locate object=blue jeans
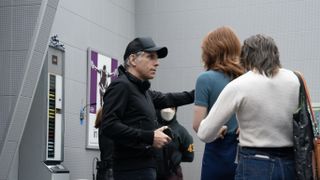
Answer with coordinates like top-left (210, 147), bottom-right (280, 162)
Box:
top-left (113, 168), bottom-right (156, 180)
top-left (201, 134), bottom-right (238, 180)
top-left (235, 147), bottom-right (295, 180)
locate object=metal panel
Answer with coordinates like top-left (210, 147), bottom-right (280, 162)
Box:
top-left (0, 0), bottom-right (42, 7)
top-left (35, 5), bottom-right (57, 53)
top-left (0, 0), bottom-right (11, 7)
top-left (55, 75), bottom-right (62, 109)
top-left (21, 51), bottom-right (43, 98)
top-left (7, 96), bottom-right (31, 142)
top-left (19, 60), bottom-right (47, 180)
top-left (0, 7), bottom-right (12, 51)
top-left (12, 5), bottom-right (40, 51)
top-left (48, 0), bottom-right (60, 8)
top-left (54, 113), bottom-right (62, 160)
top-left (0, 96), bottom-right (13, 150)
top-left (52, 173), bottom-right (70, 180)
top-left (0, 51), bottom-right (11, 96)
top-left (48, 47), bottom-right (63, 75)
top-left (10, 50), bottom-right (28, 96)
top-left (0, 142), bottom-right (18, 180)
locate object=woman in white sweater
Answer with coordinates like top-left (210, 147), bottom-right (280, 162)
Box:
top-left (197, 34), bottom-right (300, 179)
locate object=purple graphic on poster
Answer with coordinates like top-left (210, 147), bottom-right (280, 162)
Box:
top-left (89, 51), bottom-right (118, 114)
top-left (90, 51), bottom-right (98, 114)
top-left (87, 49), bottom-right (118, 149)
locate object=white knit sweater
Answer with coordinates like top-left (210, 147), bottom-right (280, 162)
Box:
top-left (197, 68), bottom-right (300, 147)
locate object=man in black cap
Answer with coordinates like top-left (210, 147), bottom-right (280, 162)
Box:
top-left (101, 37), bottom-right (194, 180)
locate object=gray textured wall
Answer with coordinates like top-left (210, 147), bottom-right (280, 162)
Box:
top-left (0, 0), bottom-right (59, 179)
top-left (0, 0), bottom-right (41, 156)
top-left (3, 0), bottom-right (319, 179)
top-left (135, 0), bottom-right (320, 179)
top-left (50, 0), bottom-right (135, 179)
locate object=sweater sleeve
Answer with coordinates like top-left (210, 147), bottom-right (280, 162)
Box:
top-left (149, 90), bottom-right (194, 109)
top-left (197, 83), bottom-right (241, 143)
top-left (179, 126), bottom-right (194, 162)
top-left (101, 80), bottom-right (154, 145)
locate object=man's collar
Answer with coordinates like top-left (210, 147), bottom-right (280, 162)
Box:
top-left (118, 65), bottom-right (151, 92)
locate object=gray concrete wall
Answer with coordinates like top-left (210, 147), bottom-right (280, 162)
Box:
top-left (0, 0), bottom-right (59, 179)
top-left (135, 0), bottom-right (320, 179)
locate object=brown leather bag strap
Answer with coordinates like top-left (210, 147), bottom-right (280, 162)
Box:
top-left (295, 71), bottom-right (316, 125)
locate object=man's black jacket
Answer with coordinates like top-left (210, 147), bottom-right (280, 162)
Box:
top-left (101, 66), bottom-right (194, 171)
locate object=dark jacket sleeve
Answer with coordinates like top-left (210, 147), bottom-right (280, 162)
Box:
top-left (101, 80), bottom-right (154, 145)
top-left (149, 89), bottom-right (194, 109)
top-left (179, 126), bottom-right (194, 162)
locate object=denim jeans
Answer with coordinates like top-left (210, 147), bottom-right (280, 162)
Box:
top-left (201, 134), bottom-right (238, 180)
top-left (235, 147), bottom-right (295, 180)
top-left (113, 168), bottom-right (156, 180)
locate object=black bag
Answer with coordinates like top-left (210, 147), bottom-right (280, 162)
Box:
top-left (293, 71), bottom-right (316, 180)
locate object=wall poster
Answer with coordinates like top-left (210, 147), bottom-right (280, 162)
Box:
top-left (87, 48), bottom-right (118, 149)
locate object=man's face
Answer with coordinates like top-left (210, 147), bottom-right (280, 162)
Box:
top-left (133, 51), bottom-right (159, 80)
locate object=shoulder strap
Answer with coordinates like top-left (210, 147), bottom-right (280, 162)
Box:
top-left (294, 71), bottom-right (317, 133)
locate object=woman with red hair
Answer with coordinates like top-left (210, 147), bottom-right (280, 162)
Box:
top-left (197, 34), bottom-right (298, 179)
top-left (193, 26), bottom-right (244, 180)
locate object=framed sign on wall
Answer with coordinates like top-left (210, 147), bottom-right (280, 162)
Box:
top-left (86, 48), bottom-right (118, 149)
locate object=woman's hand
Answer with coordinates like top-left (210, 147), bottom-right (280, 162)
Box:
top-left (218, 125), bottom-right (228, 139)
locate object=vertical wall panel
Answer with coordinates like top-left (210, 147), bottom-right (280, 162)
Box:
top-left (0, 7), bottom-right (12, 51)
top-left (21, 51), bottom-right (43, 98)
top-left (0, 96), bottom-right (13, 148)
top-left (9, 51), bottom-right (28, 97)
top-left (11, 5), bottom-right (40, 51)
top-left (0, 51), bottom-right (11, 96)
top-left (0, 0), bottom-right (59, 179)
top-left (35, 6), bottom-right (57, 53)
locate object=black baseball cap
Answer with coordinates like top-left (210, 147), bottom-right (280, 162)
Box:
top-left (123, 37), bottom-right (168, 60)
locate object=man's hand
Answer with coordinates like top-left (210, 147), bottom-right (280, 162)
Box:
top-left (218, 125), bottom-right (228, 139)
top-left (153, 126), bottom-right (172, 149)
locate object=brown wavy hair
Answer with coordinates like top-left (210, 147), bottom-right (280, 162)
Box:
top-left (202, 26), bottom-right (244, 79)
top-left (94, 107), bottom-right (103, 128)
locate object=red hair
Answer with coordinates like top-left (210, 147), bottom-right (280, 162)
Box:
top-left (202, 26), bottom-right (244, 79)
